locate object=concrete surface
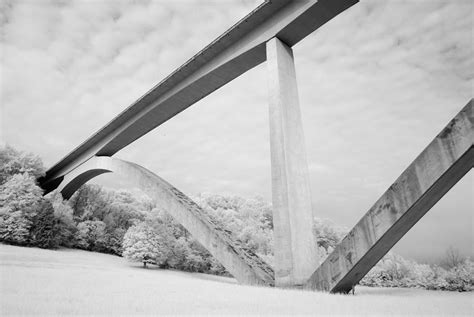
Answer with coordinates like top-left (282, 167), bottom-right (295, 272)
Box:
top-left (305, 99), bottom-right (473, 293)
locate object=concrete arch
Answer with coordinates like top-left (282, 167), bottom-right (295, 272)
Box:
top-left (56, 156), bottom-right (274, 287)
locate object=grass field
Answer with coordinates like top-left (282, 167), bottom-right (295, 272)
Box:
top-left (0, 243), bottom-right (472, 316)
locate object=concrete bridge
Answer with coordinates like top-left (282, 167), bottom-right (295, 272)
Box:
top-left (39, 0), bottom-right (473, 292)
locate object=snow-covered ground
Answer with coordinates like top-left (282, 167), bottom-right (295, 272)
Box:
top-left (0, 244), bottom-right (472, 316)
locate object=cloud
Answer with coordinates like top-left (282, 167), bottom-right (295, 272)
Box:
top-left (1, 0), bottom-right (260, 162)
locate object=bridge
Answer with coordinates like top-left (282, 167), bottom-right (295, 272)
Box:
top-left (39, 0), bottom-right (473, 292)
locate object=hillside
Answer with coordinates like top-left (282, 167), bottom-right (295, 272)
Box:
top-left (0, 244), bottom-right (472, 316)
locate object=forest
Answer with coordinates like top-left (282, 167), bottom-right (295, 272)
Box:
top-left (0, 145), bottom-right (472, 291)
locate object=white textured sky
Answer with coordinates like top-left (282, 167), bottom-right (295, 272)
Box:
top-left (1, 0), bottom-right (472, 263)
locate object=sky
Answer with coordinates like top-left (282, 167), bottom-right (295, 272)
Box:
top-left (0, 0), bottom-right (472, 263)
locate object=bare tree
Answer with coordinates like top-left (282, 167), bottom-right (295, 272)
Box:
top-left (443, 246), bottom-right (465, 269)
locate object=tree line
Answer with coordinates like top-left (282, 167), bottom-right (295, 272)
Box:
top-left (0, 145), bottom-right (472, 291)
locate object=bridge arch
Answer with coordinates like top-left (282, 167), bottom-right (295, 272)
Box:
top-left (55, 156), bottom-right (275, 287)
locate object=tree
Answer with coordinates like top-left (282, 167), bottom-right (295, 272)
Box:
top-left (444, 259), bottom-right (474, 291)
top-left (69, 185), bottom-right (110, 222)
top-left (105, 228), bottom-right (127, 255)
top-left (76, 220), bottom-right (107, 251)
top-left (443, 246), bottom-right (465, 269)
top-left (48, 191), bottom-right (78, 247)
top-left (313, 218), bottom-right (347, 260)
top-left (122, 221), bottom-right (172, 268)
top-left (360, 251), bottom-right (474, 291)
top-left (183, 238), bottom-right (213, 272)
top-left (0, 209), bottom-right (32, 245)
top-left (0, 145), bottom-right (45, 185)
top-left (0, 173), bottom-right (43, 244)
top-left (30, 200), bottom-right (60, 249)
top-left (103, 202), bottom-right (144, 232)
top-left (195, 193), bottom-right (274, 263)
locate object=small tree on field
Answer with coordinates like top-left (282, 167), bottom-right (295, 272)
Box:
top-left (122, 221), bottom-right (171, 268)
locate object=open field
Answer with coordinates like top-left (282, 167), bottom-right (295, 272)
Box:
top-left (0, 244), bottom-right (472, 316)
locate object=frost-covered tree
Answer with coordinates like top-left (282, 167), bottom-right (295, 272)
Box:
top-left (69, 185), bottom-right (110, 222)
top-left (105, 228), bottom-right (127, 255)
top-left (67, 186), bottom-right (152, 254)
top-left (76, 220), bottom-right (107, 251)
top-left (360, 251), bottom-right (474, 291)
top-left (47, 191), bottom-right (78, 247)
top-left (195, 193), bottom-right (274, 263)
top-left (0, 209), bottom-right (31, 245)
top-left (313, 218), bottom-right (347, 255)
top-left (122, 221), bottom-right (172, 268)
top-left (30, 200), bottom-right (60, 249)
top-left (0, 173), bottom-right (43, 244)
top-left (103, 202), bottom-right (144, 232)
top-left (444, 259), bottom-right (474, 291)
top-left (443, 246), bottom-right (465, 269)
top-left (0, 145), bottom-right (45, 185)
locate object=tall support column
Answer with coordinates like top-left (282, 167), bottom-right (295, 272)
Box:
top-left (266, 37), bottom-right (318, 287)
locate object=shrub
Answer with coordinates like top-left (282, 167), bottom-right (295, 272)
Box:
top-left (444, 260), bottom-right (474, 291)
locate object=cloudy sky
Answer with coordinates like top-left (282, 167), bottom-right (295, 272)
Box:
top-left (1, 0), bottom-right (472, 263)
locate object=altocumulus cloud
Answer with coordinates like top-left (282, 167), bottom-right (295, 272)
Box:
top-left (1, 0), bottom-right (261, 163)
top-left (0, 0), bottom-right (472, 262)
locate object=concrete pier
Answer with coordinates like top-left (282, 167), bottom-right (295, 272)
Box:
top-left (305, 100), bottom-right (474, 293)
top-left (267, 37), bottom-right (319, 287)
